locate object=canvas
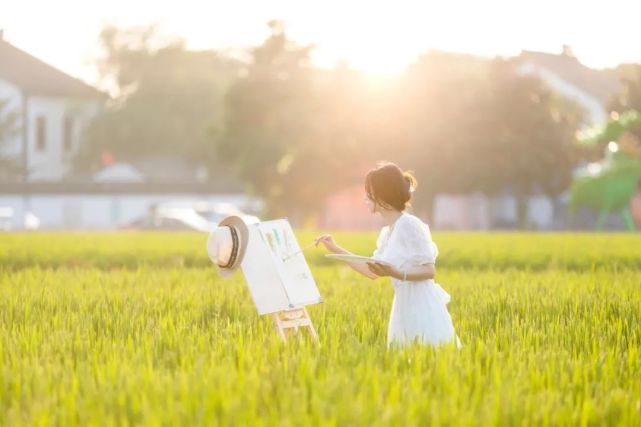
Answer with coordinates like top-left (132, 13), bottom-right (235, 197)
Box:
top-left (240, 219), bottom-right (322, 315)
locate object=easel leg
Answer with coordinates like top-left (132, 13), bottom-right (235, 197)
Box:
top-left (273, 313), bottom-right (287, 342)
top-left (302, 307), bottom-right (319, 343)
top-left (273, 307), bottom-right (319, 344)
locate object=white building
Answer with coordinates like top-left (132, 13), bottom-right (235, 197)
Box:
top-left (517, 46), bottom-right (619, 127)
top-left (0, 33), bottom-right (258, 231)
top-left (0, 32), bottom-right (104, 181)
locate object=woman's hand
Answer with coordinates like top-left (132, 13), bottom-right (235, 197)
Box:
top-left (367, 262), bottom-right (401, 279)
top-left (314, 234), bottom-right (340, 253)
top-left (315, 235), bottom-right (378, 279)
top-left (367, 263), bottom-right (436, 281)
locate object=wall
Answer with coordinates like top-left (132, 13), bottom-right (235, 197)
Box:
top-left (433, 193), bottom-right (556, 230)
top-left (0, 78), bottom-right (23, 162)
top-left (0, 193), bottom-right (252, 230)
top-left (26, 96), bottom-right (101, 181)
top-left (518, 63), bottom-right (607, 126)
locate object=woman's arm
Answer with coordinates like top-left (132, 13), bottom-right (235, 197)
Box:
top-left (367, 216), bottom-right (438, 281)
top-left (367, 262), bottom-right (435, 281)
top-left (331, 245), bottom-right (380, 280)
top-left (315, 235), bottom-right (379, 279)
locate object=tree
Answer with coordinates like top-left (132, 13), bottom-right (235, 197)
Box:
top-left (610, 64), bottom-right (641, 115)
top-left (608, 64), bottom-right (641, 147)
top-left (217, 22), bottom-right (370, 220)
top-left (76, 25), bottom-right (239, 175)
top-left (396, 54), bottom-right (581, 227)
top-left (481, 59), bottom-right (582, 227)
top-left (395, 51), bottom-right (494, 216)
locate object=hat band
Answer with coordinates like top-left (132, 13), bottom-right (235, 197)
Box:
top-left (219, 225), bottom-right (239, 269)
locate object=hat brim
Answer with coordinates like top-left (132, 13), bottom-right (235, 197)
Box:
top-left (215, 215), bottom-right (249, 277)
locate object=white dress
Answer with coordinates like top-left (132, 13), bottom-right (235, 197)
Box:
top-left (373, 212), bottom-right (461, 348)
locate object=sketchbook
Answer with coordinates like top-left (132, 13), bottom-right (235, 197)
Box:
top-left (325, 254), bottom-right (393, 267)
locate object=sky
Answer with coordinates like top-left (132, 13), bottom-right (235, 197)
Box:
top-left (2, 0), bottom-right (640, 87)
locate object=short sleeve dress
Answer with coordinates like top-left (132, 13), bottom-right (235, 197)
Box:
top-left (373, 212), bottom-right (461, 348)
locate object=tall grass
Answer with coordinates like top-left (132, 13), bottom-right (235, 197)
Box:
top-left (0, 232), bottom-right (639, 425)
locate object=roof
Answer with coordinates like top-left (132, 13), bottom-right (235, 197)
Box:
top-left (518, 50), bottom-right (619, 104)
top-left (0, 38), bottom-right (104, 98)
top-left (93, 163), bottom-right (146, 183)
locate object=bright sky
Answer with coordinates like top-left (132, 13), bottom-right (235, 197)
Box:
top-left (2, 0), bottom-right (640, 87)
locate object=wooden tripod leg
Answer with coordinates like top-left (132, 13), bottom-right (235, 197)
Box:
top-left (273, 307), bottom-right (319, 344)
top-left (302, 307), bottom-right (319, 343)
top-left (273, 313), bottom-right (287, 342)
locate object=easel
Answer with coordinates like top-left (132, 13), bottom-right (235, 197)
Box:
top-left (273, 307), bottom-right (319, 344)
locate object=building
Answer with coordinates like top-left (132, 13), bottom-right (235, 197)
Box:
top-left (517, 46), bottom-right (620, 127)
top-left (0, 34), bottom-right (254, 230)
top-left (0, 31), bottom-right (104, 181)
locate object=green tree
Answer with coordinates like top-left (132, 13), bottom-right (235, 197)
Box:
top-left (395, 51), bottom-right (492, 216)
top-left (218, 22), bottom-right (369, 220)
top-left (608, 64), bottom-right (641, 146)
top-left (610, 64), bottom-right (641, 115)
top-left (481, 59), bottom-right (582, 227)
top-left (396, 54), bottom-right (581, 227)
top-left (77, 25), bottom-right (239, 175)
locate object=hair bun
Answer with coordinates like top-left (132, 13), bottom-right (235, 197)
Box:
top-left (365, 162), bottom-right (418, 211)
top-left (403, 171), bottom-right (418, 193)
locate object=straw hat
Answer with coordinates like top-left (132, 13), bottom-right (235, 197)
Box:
top-left (206, 215), bottom-right (249, 278)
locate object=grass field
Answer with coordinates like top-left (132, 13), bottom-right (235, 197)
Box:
top-left (1, 232), bottom-right (640, 426)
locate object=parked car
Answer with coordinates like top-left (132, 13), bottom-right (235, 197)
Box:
top-left (120, 201), bottom-right (259, 231)
top-left (194, 202), bottom-right (260, 225)
top-left (119, 205), bottom-right (212, 232)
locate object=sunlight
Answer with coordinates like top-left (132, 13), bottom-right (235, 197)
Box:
top-left (335, 49), bottom-right (411, 75)
top-left (2, 0), bottom-right (640, 84)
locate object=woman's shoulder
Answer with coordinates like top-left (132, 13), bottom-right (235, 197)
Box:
top-left (399, 212), bottom-right (430, 231)
top-left (390, 212), bottom-right (436, 256)
top-left (376, 224), bottom-right (390, 240)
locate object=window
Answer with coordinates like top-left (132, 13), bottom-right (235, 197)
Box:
top-left (63, 116), bottom-right (74, 152)
top-left (36, 116), bottom-right (46, 151)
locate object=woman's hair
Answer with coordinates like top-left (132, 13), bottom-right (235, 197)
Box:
top-left (365, 162), bottom-right (418, 211)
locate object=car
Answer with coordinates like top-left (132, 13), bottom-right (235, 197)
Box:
top-left (119, 201), bottom-right (259, 231)
top-left (119, 204), bottom-right (212, 232)
top-left (194, 202), bottom-right (260, 225)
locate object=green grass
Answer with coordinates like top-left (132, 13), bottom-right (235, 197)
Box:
top-left (1, 232), bottom-right (640, 426)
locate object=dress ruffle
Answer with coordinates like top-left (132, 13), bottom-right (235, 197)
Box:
top-left (374, 213), bottom-right (461, 349)
top-left (374, 215), bottom-right (439, 268)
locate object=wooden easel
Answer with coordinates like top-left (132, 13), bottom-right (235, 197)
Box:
top-left (273, 307), bottom-right (319, 344)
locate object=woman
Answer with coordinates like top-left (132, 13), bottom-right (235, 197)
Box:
top-left (316, 162), bottom-right (461, 348)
